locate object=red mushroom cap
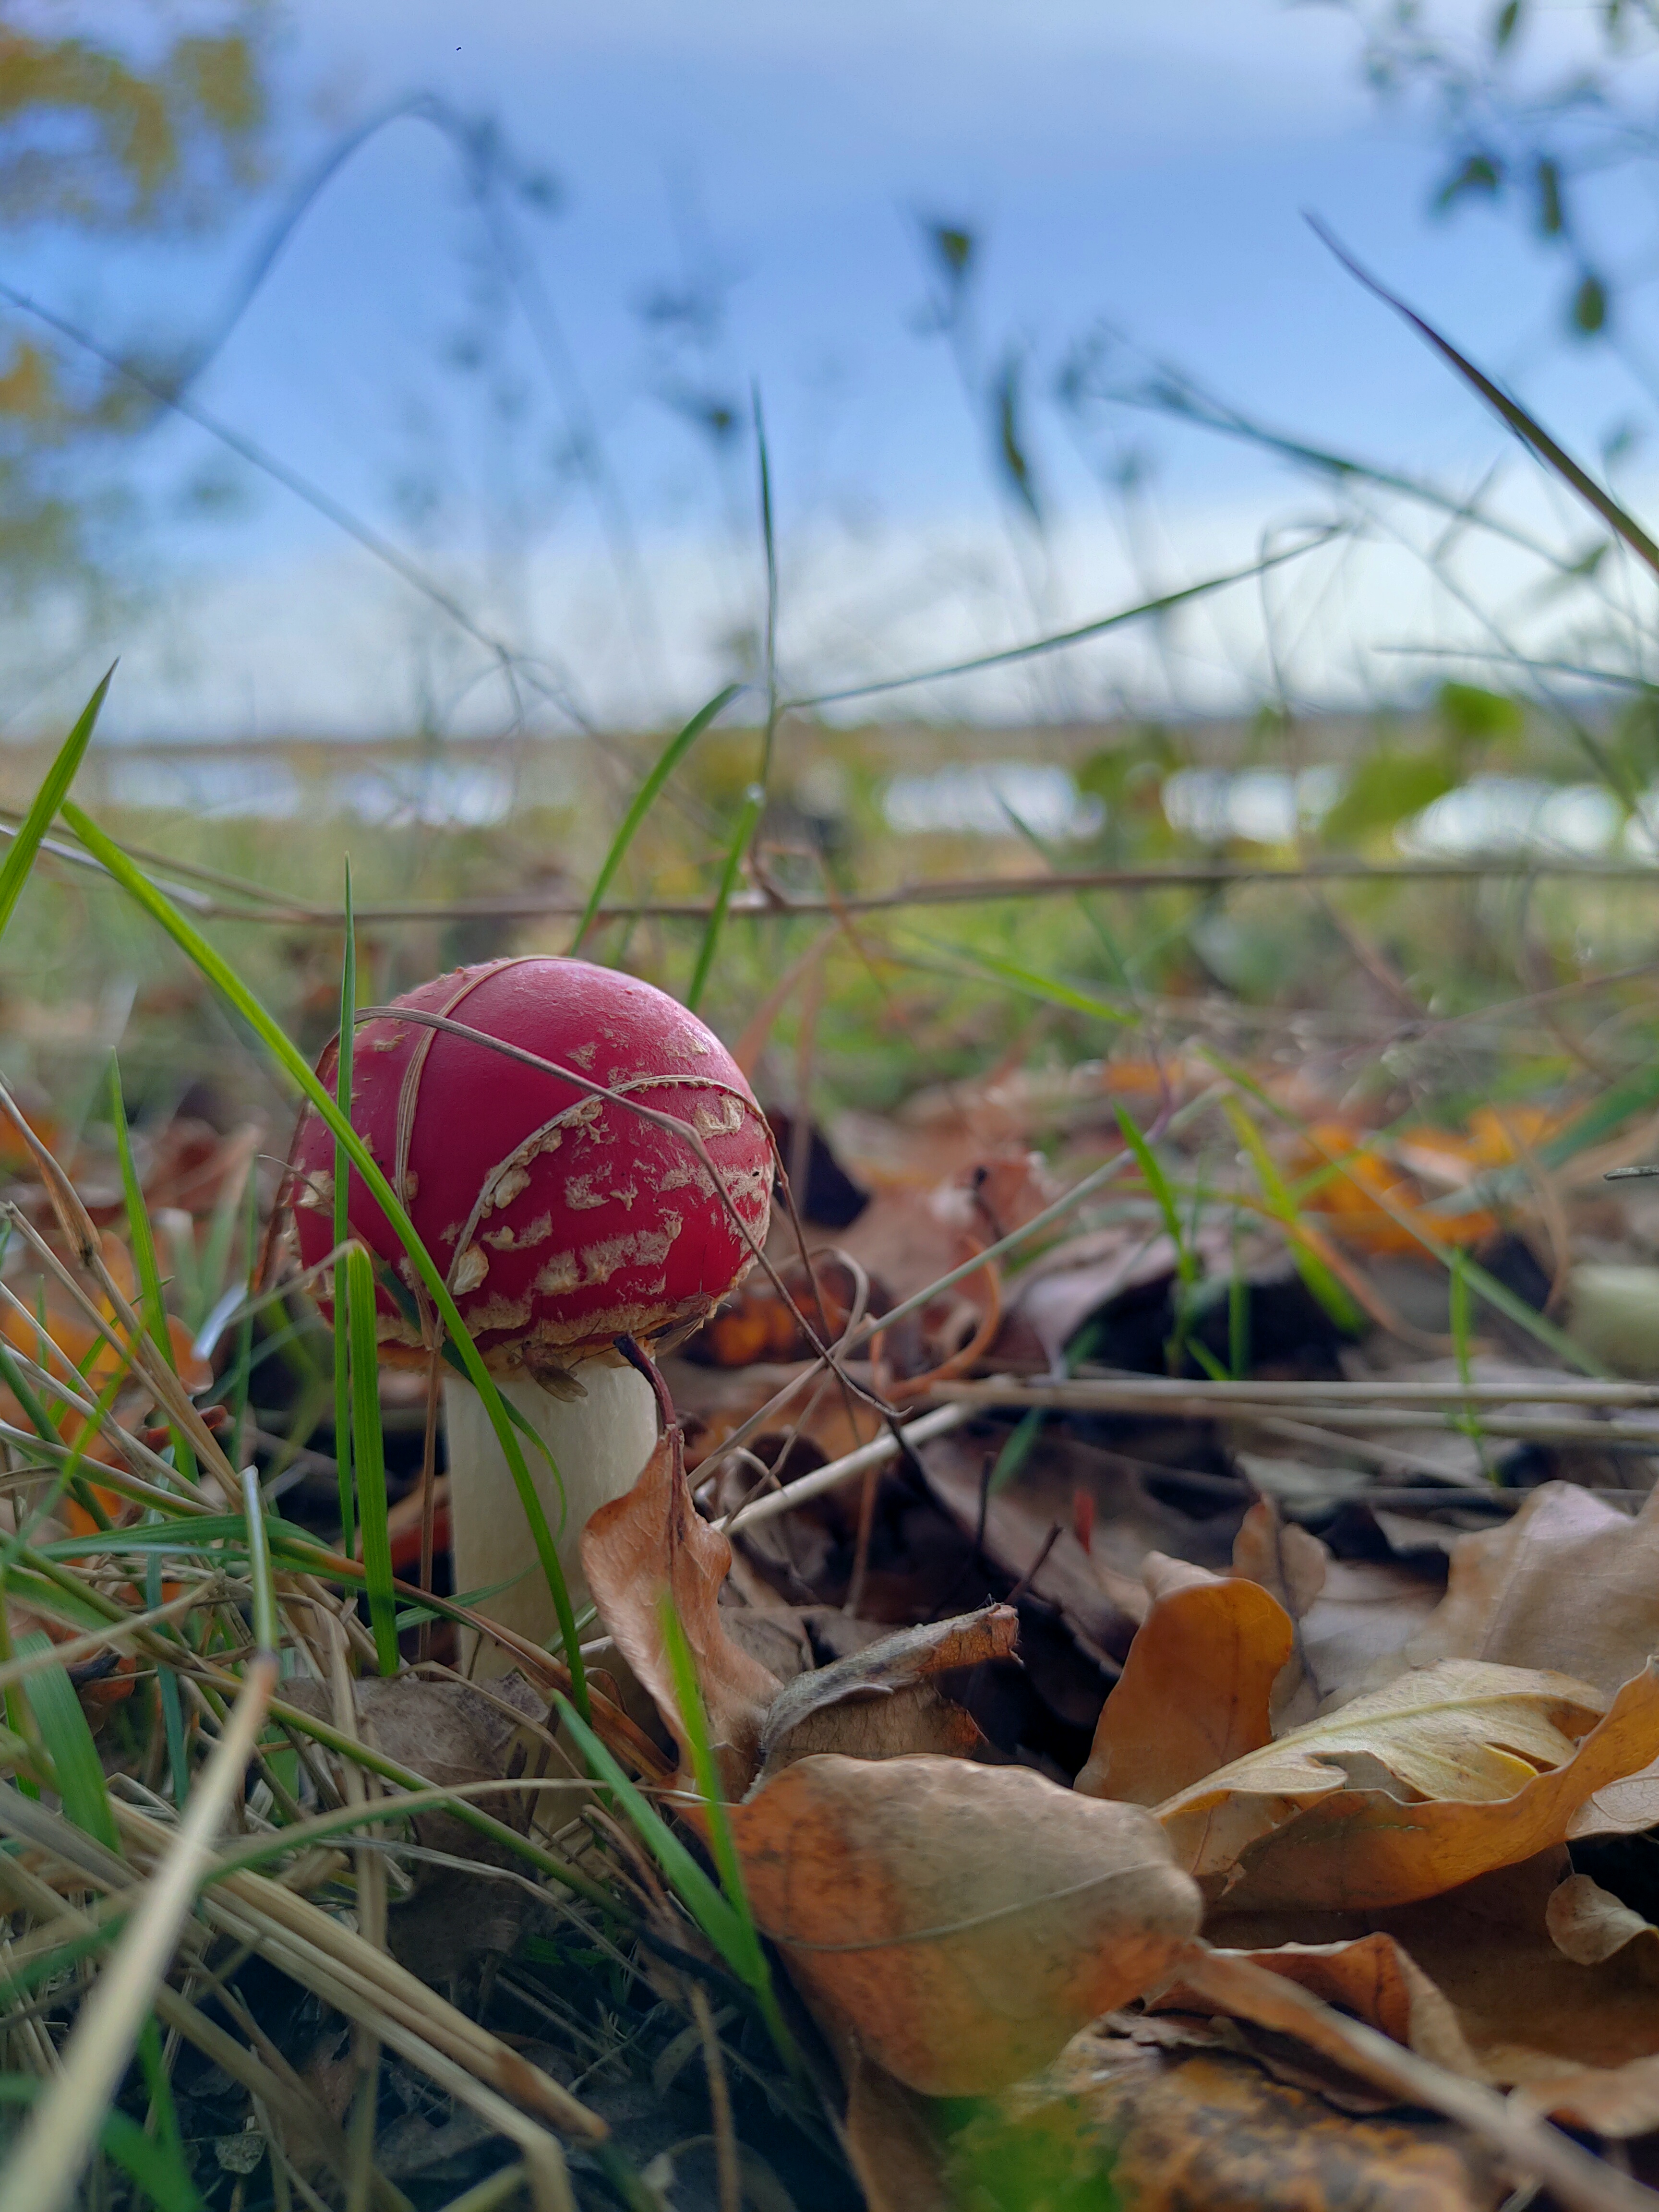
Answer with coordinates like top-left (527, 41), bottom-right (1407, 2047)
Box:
top-left (290, 957), bottom-right (774, 1371)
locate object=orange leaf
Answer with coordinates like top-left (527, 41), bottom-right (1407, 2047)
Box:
top-left (1154, 1932), bottom-right (1481, 2080)
top-left (1076, 1573), bottom-right (1293, 1805)
top-left (726, 1751), bottom-right (1202, 2096)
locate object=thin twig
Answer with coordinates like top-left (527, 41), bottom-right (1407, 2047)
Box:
top-left (99, 851), bottom-right (1659, 928)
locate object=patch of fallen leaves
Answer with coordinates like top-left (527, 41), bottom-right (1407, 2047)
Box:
top-left (589, 1390), bottom-right (1659, 2211)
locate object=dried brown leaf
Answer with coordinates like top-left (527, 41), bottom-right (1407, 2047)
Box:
top-left (283, 1672), bottom-right (547, 1788)
top-left (1202, 1854), bottom-right (1659, 2139)
top-left (281, 1671), bottom-right (557, 1982)
top-left (1547, 1872), bottom-right (1659, 1967)
top-left (726, 1751), bottom-right (1202, 2095)
top-left (1372, 1858), bottom-right (1659, 2139)
top-left (1231, 1496), bottom-right (1328, 1731)
top-left (1405, 1479), bottom-right (1659, 1698)
top-left (918, 1424), bottom-right (1239, 1665)
top-left (1168, 1945), bottom-right (1653, 2211)
top-left (1154, 1933), bottom-right (1482, 2079)
top-left (582, 1427), bottom-right (780, 1794)
top-left (757, 1603), bottom-right (1014, 1774)
top-left (1232, 1496), bottom-right (1327, 1622)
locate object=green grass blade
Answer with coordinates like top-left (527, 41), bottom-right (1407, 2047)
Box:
top-left (570, 683), bottom-right (742, 954)
top-left (1450, 1250), bottom-right (1474, 1393)
top-left (686, 781), bottom-right (764, 1012)
top-left (789, 538), bottom-right (1335, 710)
top-left (194, 1142), bottom-right (250, 1335)
top-left (552, 1692), bottom-right (748, 1961)
top-left (1113, 1104), bottom-right (1200, 1370)
top-left (755, 388), bottom-right (780, 786)
top-left (1541, 1058), bottom-right (1659, 1171)
top-left (1113, 1105), bottom-right (1186, 1253)
top-left (1222, 1097), bottom-right (1364, 1335)
top-left (240, 1465), bottom-right (278, 1657)
top-left (60, 800), bottom-right (590, 1716)
top-left (658, 1600), bottom-right (795, 2063)
top-left (0, 1920), bottom-right (120, 2002)
top-left (333, 861), bottom-right (357, 1556)
top-left (0, 1363), bottom-right (117, 1549)
top-left (659, 1604), bottom-right (763, 1968)
top-left (345, 1243), bottom-right (397, 1673)
top-left (1117, 360), bottom-right (1579, 575)
top-left (145, 1546), bottom-right (190, 1811)
top-left (220, 1159), bottom-right (261, 1448)
top-left (1229, 1220), bottom-right (1250, 1381)
top-left (1211, 1047), bottom-right (1607, 1375)
top-left (904, 932), bottom-right (1133, 1026)
top-left (0, 1340), bottom-right (70, 1460)
top-left (1310, 217), bottom-right (1659, 580)
top-left (109, 1057), bottom-right (196, 1486)
top-left (0, 667), bottom-right (113, 942)
top-left (135, 2017), bottom-right (195, 2212)
top-left (17, 1634), bottom-right (120, 1851)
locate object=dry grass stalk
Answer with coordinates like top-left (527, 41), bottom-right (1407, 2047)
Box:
top-left (112, 1801), bottom-right (606, 2140)
top-left (0, 1648), bottom-right (278, 2212)
top-left (690, 1979), bottom-right (742, 2212)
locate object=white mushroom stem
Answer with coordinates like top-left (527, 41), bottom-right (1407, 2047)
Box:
top-left (443, 1359), bottom-right (658, 1676)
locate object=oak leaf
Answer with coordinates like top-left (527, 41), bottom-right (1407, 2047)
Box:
top-left (725, 1751), bottom-right (1202, 2095)
top-left (1202, 1857), bottom-right (1659, 2141)
top-left (1230, 1495), bottom-right (1328, 1729)
top-left (1547, 1871), bottom-right (1659, 1967)
top-left (755, 1604), bottom-right (1014, 1776)
top-left (1154, 1933), bottom-right (1482, 2080)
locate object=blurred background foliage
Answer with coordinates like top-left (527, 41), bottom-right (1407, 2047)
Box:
top-left (0, 4), bottom-right (269, 616)
top-left (0, 1), bottom-right (1656, 1150)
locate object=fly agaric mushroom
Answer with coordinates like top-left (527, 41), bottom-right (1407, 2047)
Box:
top-left (289, 956), bottom-right (774, 1666)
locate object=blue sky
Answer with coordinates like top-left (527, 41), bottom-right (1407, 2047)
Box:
top-left (10, 0), bottom-right (1659, 737)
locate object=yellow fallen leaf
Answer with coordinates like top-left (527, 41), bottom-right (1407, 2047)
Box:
top-left (1156, 1659), bottom-right (1659, 1910)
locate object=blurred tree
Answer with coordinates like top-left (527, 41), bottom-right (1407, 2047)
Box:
top-left (0, 2), bottom-right (271, 622)
top-left (1323, 0), bottom-right (1659, 343)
